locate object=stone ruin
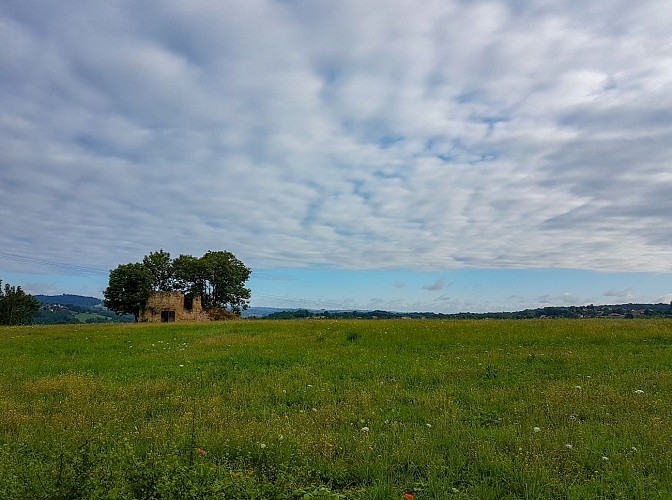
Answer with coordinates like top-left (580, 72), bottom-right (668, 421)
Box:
top-left (138, 291), bottom-right (211, 323)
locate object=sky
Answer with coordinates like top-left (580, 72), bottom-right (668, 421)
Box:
top-left (1, 0), bottom-right (672, 313)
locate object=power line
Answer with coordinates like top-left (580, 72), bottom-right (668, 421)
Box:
top-left (0, 252), bottom-right (361, 309)
top-left (0, 252), bottom-right (108, 276)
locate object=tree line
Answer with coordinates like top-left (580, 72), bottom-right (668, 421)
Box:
top-left (0, 279), bottom-right (40, 325)
top-left (103, 250), bottom-right (251, 321)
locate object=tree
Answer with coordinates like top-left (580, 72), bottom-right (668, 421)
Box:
top-left (173, 251), bottom-right (251, 313)
top-left (0, 279), bottom-right (40, 325)
top-left (199, 251), bottom-right (251, 313)
top-left (172, 254), bottom-right (205, 298)
top-left (103, 263), bottom-right (152, 321)
top-left (143, 249), bottom-right (175, 292)
top-left (103, 250), bottom-right (252, 320)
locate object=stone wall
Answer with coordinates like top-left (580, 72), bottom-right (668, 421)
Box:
top-left (139, 291), bottom-right (211, 323)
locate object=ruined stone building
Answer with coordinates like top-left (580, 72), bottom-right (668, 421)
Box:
top-left (139, 291), bottom-right (210, 323)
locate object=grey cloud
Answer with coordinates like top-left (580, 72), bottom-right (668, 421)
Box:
top-left (2, 0), bottom-right (672, 276)
top-left (603, 288), bottom-right (634, 300)
top-left (423, 279), bottom-right (446, 291)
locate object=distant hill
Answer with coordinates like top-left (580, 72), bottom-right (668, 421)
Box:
top-left (30, 295), bottom-right (672, 321)
top-left (262, 303), bottom-right (672, 320)
top-left (35, 294), bottom-right (103, 308)
top-left (242, 307), bottom-right (323, 318)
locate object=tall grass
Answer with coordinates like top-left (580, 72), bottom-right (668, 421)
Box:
top-left (1, 319), bottom-right (671, 498)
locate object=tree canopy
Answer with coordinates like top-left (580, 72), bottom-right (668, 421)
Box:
top-left (103, 250), bottom-right (251, 320)
top-left (103, 263), bottom-right (153, 321)
top-left (0, 279), bottom-right (40, 325)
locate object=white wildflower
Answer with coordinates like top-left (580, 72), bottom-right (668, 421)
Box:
top-left (565, 444), bottom-right (573, 449)
top-left (602, 456), bottom-right (609, 461)
top-left (634, 389), bottom-right (644, 394)
top-left (426, 423), bottom-right (432, 428)
top-left (260, 443), bottom-right (266, 449)
top-left (533, 427), bottom-right (541, 433)
top-left (361, 426), bottom-right (369, 432)
top-left (574, 385), bottom-right (582, 390)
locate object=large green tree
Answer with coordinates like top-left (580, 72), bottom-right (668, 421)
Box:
top-left (104, 250), bottom-right (251, 319)
top-left (143, 249), bottom-right (175, 292)
top-left (0, 280), bottom-right (40, 325)
top-left (103, 263), bottom-right (152, 321)
top-left (198, 251), bottom-right (251, 313)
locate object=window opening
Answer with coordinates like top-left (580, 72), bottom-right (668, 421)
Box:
top-left (161, 310), bottom-right (176, 322)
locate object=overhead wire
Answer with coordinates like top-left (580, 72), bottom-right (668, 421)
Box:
top-left (0, 252), bottom-right (109, 275)
top-left (0, 252), bottom-right (357, 309)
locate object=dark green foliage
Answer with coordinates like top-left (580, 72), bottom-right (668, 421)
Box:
top-left (172, 251), bottom-right (251, 313)
top-left (0, 279), bottom-right (40, 325)
top-left (143, 249), bottom-right (175, 292)
top-left (173, 253), bottom-right (207, 299)
top-left (198, 251), bottom-right (251, 313)
top-left (103, 262), bottom-right (153, 321)
top-left (104, 250), bottom-right (251, 319)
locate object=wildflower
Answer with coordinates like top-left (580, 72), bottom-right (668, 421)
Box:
top-left (574, 385), bottom-right (582, 390)
top-left (179, 364), bottom-right (184, 367)
top-left (631, 447), bottom-right (638, 452)
top-left (426, 423), bottom-right (432, 428)
top-left (197, 448), bottom-right (206, 455)
top-left (533, 427), bottom-right (541, 433)
top-left (602, 456), bottom-right (609, 461)
top-left (404, 494), bottom-right (414, 499)
top-left (565, 444), bottom-right (573, 449)
top-left (260, 443), bottom-right (266, 449)
top-left (361, 426), bottom-right (369, 432)
top-left (634, 389), bottom-right (644, 394)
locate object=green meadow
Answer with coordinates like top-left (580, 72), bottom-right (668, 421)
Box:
top-left (1, 319), bottom-right (671, 499)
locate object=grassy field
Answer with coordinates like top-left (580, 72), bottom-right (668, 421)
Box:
top-left (1, 319), bottom-right (671, 499)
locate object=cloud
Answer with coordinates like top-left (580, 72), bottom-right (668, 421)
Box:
top-left (656, 294), bottom-right (672, 305)
top-left (536, 293), bottom-right (583, 306)
top-left (603, 288), bottom-right (635, 300)
top-left (1, 0), bottom-right (672, 277)
top-left (393, 281), bottom-right (406, 289)
top-left (422, 278), bottom-right (446, 292)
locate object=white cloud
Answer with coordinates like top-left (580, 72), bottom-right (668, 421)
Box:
top-left (2, 0), bottom-right (672, 277)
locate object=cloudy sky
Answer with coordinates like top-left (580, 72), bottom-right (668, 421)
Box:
top-left (1, 0), bottom-right (671, 312)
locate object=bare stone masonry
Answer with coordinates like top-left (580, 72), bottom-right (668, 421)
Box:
top-left (139, 291), bottom-right (211, 323)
